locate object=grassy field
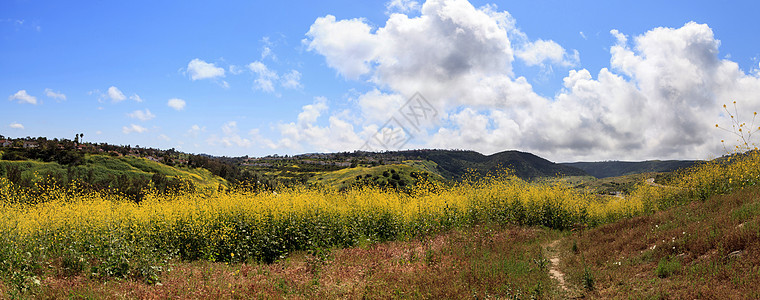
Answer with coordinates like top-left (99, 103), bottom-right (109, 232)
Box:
top-left (9, 225), bottom-right (566, 299)
top-left (308, 163), bottom-right (446, 191)
top-left (557, 186), bottom-right (760, 298)
top-left (0, 154), bottom-right (227, 190)
top-left (0, 150), bottom-right (758, 298)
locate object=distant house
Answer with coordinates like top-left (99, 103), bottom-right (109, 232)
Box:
top-left (22, 141), bottom-right (38, 148)
top-left (0, 140), bottom-right (11, 147)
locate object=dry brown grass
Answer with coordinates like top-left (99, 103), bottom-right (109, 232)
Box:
top-left (560, 186), bottom-right (760, 299)
top-left (30, 225), bottom-right (568, 299)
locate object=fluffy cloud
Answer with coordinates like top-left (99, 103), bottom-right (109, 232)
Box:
top-left (305, 15), bottom-right (379, 79)
top-left (9, 122), bottom-right (24, 129)
top-left (247, 61), bottom-right (302, 92)
top-left (45, 88), bottom-right (66, 101)
top-left (122, 124), bottom-right (147, 134)
top-left (9, 90), bottom-right (37, 104)
top-left (386, 0), bottom-right (421, 13)
top-left (127, 109), bottom-right (156, 121)
top-left (248, 61), bottom-right (279, 92)
top-left (167, 98), bottom-right (186, 111)
top-left (107, 86), bottom-right (126, 102)
top-left (306, 0), bottom-right (550, 107)
top-left (357, 89), bottom-right (407, 122)
top-left (516, 39), bottom-right (579, 67)
top-left (297, 97), bottom-right (328, 124)
top-left (303, 0), bottom-right (760, 161)
top-left (187, 58), bottom-right (225, 80)
top-left (90, 87), bottom-right (140, 103)
top-left (281, 70), bottom-right (302, 89)
top-left (273, 97), bottom-right (366, 152)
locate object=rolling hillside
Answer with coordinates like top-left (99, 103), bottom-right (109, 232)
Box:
top-left (0, 154), bottom-right (227, 190)
top-left (391, 150), bottom-right (589, 180)
top-left (309, 162), bottom-right (446, 190)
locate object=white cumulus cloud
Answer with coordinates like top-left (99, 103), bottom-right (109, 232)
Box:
top-left (9, 122), bottom-right (24, 129)
top-left (248, 61), bottom-right (279, 92)
top-left (272, 97), bottom-right (366, 152)
top-left (305, 15), bottom-right (380, 80)
top-left (187, 58), bottom-right (226, 80)
top-left (107, 86), bottom-right (126, 102)
top-left (127, 109), bottom-right (156, 121)
top-left (517, 39), bottom-right (579, 67)
top-left (122, 124), bottom-right (147, 134)
top-left (167, 98), bottom-right (186, 111)
top-left (301, 1), bottom-right (760, 161)
top-left (9, 90), bottom-right (37, 104)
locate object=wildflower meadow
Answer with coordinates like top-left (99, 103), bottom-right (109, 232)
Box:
top-left (0, 150), bottom-right (759, 293)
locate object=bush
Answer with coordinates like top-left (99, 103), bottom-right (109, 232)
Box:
top-left (655, 257), bottom-right (681, 278)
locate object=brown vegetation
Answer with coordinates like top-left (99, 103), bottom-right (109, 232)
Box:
top-left (14, 225), bottom-right (567, 299)
top-left (560, 187), bottom-right (760, 298)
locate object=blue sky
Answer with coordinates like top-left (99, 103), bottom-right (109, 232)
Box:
top-left (3, 0), bottom-right (760, 161)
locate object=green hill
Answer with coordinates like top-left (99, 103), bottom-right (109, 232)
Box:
top-left (391, 150), bottom-right (589, 180)
top-left (0, 154), bottom-right (227, 191)
top-left (309, 162), bottom-right (445, 190)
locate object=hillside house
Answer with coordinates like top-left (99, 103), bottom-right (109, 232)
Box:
top-left (22, 141), bottom-right (38, 148)
top-left (0, 140), bottom-right (11, 147)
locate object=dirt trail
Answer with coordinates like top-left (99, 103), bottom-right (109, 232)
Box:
top-left (545, 239), bottom-right (569, 292)
top-left (543, 238), bottom-right (586, 298)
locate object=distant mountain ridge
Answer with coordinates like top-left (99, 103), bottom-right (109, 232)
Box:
top-left (561, 160), bottom-right (700, 178)
top-left (388, 150), bottom-right (589, 180)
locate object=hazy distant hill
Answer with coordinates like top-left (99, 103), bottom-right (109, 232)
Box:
top-left (561, 160), bottom-right (699, 178)
top-left (389, 150), bottom-right (589, 180)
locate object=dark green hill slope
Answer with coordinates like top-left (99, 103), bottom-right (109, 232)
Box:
top-left (561, 160), bottom-right (699, 178)
top-left (391, 150), bottom-right (588, 180)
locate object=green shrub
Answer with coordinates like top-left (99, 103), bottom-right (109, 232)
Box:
top-left (655, 257), bottom-right (681, 278)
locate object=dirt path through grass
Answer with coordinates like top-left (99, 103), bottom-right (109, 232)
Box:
top-left (544, 238), bottom-right (585, 298)
top-left (545, 239), bottom-right (568, 292)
